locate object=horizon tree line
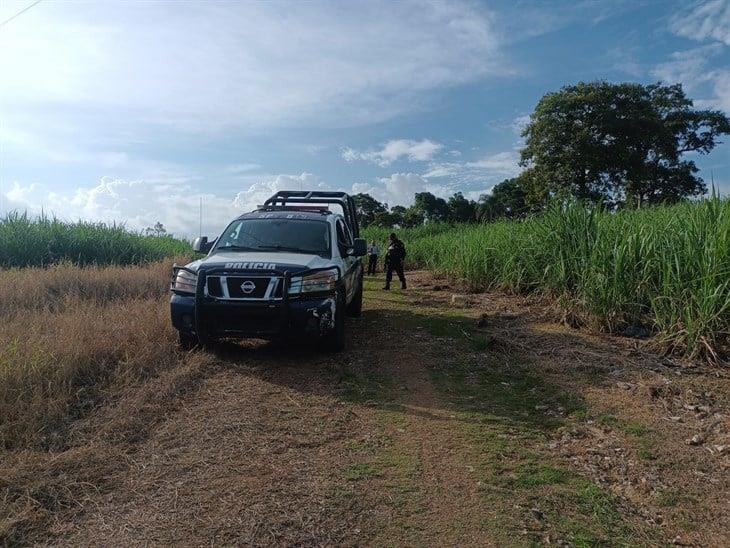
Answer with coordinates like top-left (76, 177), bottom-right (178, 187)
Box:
top-left (354, 80), bottom-right (730, 228)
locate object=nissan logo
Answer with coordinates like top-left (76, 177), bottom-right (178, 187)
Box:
top-left (240, 280), bottom-right (256, 294)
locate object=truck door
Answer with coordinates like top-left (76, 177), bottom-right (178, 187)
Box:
top-left (336, 219), bottom-right (357, 300)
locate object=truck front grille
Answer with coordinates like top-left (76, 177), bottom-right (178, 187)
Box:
top-left (205, 274), bottom-right (283, 300)
top-left (226, 276), bottom-right (269, 298)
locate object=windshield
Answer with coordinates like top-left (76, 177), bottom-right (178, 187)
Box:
top-left (214, 218), bottom-right (331, 256)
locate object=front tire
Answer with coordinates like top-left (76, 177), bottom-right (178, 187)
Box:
top-left (178, 331), bottom-right (199, 350)
top-left (324, 292), bottom-right (346, 352)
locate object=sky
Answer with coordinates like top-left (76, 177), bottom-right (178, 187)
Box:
top-left (1, 0), bottom-right (729, 238)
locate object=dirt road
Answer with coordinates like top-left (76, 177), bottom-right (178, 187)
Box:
top-left (30, 273), bottom-right (730, 545)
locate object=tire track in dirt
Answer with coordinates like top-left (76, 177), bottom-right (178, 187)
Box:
top-left (348, 299), bottom-right (493, 546)
top-left (56, 364), bottom-right (369, 545)
top-left (54, 281), bottom-right (494, 546)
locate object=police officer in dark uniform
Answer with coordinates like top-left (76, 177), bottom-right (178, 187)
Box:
top-left (383, 232), bottom-right (407, 290)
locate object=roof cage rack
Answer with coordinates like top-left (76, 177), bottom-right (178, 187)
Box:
top-left (261, 191), bottom-right (360, 237)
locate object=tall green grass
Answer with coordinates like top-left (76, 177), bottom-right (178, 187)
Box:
top-left (0, 212), bottom-right (190, 268)
top-left (364, 197), bottom-right (730, 362)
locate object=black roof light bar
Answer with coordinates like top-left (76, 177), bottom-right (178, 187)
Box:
top-left (261, 191), bottom-right (360, 238)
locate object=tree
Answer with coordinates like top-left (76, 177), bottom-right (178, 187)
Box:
top-left (145, 222), bottom-right (167, 236)
top-left (401, 207), bottom-right (425, 228)
top-left (477, 177), bottom-right (529, 221)
top-left (351, 193), bottom-right (387, 227)
top-left (367, 204), bottom-right (424, 228)
top-left (413, 192), bottom-right (449, 222)
top-left (389, 205), bottom-right (407, 227)
top-left (520, 81), bottom-right (730, 208)
top-left (372, 210), bottom-right (399, 228)
top-left (447, 192), bottom-right (478, 223)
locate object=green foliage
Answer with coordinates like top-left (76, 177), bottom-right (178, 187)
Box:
top-left (521, 81), bottom-right (730, 208)
top-left (446, 192), bottom-right (477, 223)
top-left (352, 193), bottom-right (388, 227)
top-left (364, 196), bottom-right (730, 361)
top-left (477, 177), bottom-right (529, 221)
top-left (413, 192), bottom-right (450, 222)
top-left (351, 191), bottom-right (480, 228)
top-left (0, 212), bottom-right (190, 267)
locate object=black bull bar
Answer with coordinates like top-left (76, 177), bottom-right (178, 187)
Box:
top-left (171, 263), bottom-right (342, 340)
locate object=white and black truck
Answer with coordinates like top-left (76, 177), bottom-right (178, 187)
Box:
top-left (170, 191), bottom-right (366, 351)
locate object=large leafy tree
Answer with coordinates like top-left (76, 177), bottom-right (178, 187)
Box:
top-left (401, 207), bottom-right (425, 228)
top-left (520, 81), bottom-right (730, 208)
top-left (389, 205), bottom-right (407, 226)
top-left (352, 193), bottom-right (387, 227)
top-left (372, 210), bottom-right (399, 228)
top-left (477, 177), bottom-right (528, 221)
top-left (413, 192), bottom-right (450, 222)
top-left (447, 192), bottom-right (478, 223)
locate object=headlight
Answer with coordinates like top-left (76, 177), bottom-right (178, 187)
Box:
top-left (288, 268), bottom-right (338, 294)
top-left (171, 268), bottom-right (198, 294)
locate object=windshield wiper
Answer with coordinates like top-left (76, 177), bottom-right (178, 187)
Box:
top-left (216, 245), bottom-right (256, 251)
top-left (255, 245), bottom-right (319, 254)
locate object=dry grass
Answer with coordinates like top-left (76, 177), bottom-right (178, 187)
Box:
top-left (0, 260), bottom-right (216, 543)
top-left (0, 260), bottom-right (187, 450)
top-left (0, 260), bottom-right (179, 316)
top-left (0, 355), bottom-right (213, 544)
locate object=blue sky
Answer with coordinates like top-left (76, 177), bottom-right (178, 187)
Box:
top-left (1, 0), bottom-right (729, 237)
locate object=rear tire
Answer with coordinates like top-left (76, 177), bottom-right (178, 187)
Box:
top-left (324, 292), bottom-right (346, 352)
top-left (346, 275), bottom-right (363, 317)
top-left (178, 332), bottom-right (198, 350)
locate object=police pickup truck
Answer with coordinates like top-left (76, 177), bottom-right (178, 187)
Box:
top-left (170, 191), bottom-right (366, 351)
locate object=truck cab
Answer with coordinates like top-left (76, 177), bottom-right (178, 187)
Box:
top-left (170, 191), bottom-right (366, 351)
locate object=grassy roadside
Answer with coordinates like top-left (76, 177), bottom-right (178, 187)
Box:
top-left (364, 196), bottom-right (730, 363)
top-left (0, 260), bottom-right (214, 544)
top-left (0, 260), bottom-right (188, 450)
top-left (342, 277), bottom-right (661, 546)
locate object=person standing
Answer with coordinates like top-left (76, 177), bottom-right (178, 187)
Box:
top-left (366, 241), bottom-right (379, 275)
top-left (383, 232), bottom-right (407, 290)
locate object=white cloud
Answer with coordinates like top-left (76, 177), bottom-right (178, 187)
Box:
top-left (378, 173), bottom-right (432, 205)
top-left (0, 1), bottom-right (504, 195)
top-left (342, 139), bottom-right (443, 167)
top-left (422, 163), bottom-right (460, 178)
top-left (711, 70), bottom-right (730, 112)
top-left (660, 4), bottom-right (730, 114)
top-left (669, 0), bottom-right (730, 46)
top-left (232, 173), bottom-right (330, 211)
top-left (653, 45), bottom-right (719, 84)
top-left (423, 150), bottom-right (520, 183)
top-left (1, 169), bottom-right (455, 236)
top-left (341, 148), bottom-right (360, 163)
top-left (0, 1), bottom-right (502, 135)
top-left (467, 151), bottom-right (520, 173)
top-left (5, 182), bottom-right (39, 204)
top-left (0, 173), bottom-right (333, 238)
top-left (224, 164), bottom-right (262, 175)
top-left (510, 115), bottom-right (531, 136)
top-left (653, 44), bottom-right (730, 112)
top-left (351, 173), bottom-right (454, 207)
top-left (605, 44), bottom-right (645, 78)
top-left (351, 182), bottom-right (378, 196)
top-left (3, 170), bottom-right (464, 237)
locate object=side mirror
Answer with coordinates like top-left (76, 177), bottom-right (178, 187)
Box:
top-left (193, 236), bottom-right (214, 253)
top-left (351, 238), bottom-right (367, 257)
